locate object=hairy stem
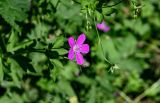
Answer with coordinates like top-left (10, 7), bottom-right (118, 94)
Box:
top-left (93, 16), bottom-right (112, 66)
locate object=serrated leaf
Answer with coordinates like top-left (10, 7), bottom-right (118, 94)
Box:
top-left (56, 0), bottom-right (81, 19)
top-left (50, 68), bottom-right (59, 81)
top-left (53, 36), bottom-right (65, 48)
top-left (12, 40), bottom-right (33, 52)
top-left (9, 58), bottom-right (23, 88)
top-left (28, 23), bottom-right (50, 39)
top-left (7, 30), bottom-right (18, 52)
top-left (0, 0), bottom-right (30, 30)
top-left (50, 57), bottom-right (64, 81)
top-left (114, 35), bottom-right (137, 58)
top-left (51, 59), bottom-right (63, 69)
top-left (37, 78), bottom-right (55, 92)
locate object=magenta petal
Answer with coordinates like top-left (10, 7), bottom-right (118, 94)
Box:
top-left (76, 33), bottom-right (86, 45)
top-left (76, 52), bottom-right (84, 65)
top-left (68, 49), bottom-right (74, 60)
top-left (96, 22), bottom-right (110, 32)
top-left (80, 44), bottom-right (89, 54)
top-left (103, 26), bottom-right (110, 32)
top-left (96, 24), bottom-right (103, 30)
top-left (68, 37), bottom-right (75, 47)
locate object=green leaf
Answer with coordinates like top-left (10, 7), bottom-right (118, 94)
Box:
top-left (22, 88), bottom-right (38, 102)
top-left (50, 0), bottom-right (59, 7)
top-left (48, 59), bottom-right (64, 81)
top-left (145, 79), bottom-right (160, 97)
top-left (0, 0), bottom-right (30, 30)
top-left (95, 10), bottom-right (103, 22)
top-left (53, 36), bottom-right (65, 48)
top-left (28, 23), bottom-right (50, 39)
top-left (56, 0), bottom-right (81, 19)
top-left (8, 58), bottom-right (23, 88)
top-left (114, 35), bottom-right (137, 58)
top-left (142, 2), bottom-right (154, 18)
top-left (123, 19), bottom-right (150, 37)
top-left (124, 71), bottom-right (144, 92)
top-left (57, 80), bottom-right (76, 97)
top-left (86, 85), bottom-right (96, 103)
top-left (0, 93), bottom-right (23, 103)
top-left (61, 62), bottom-right (79, 80)
top-left (7, 31), bottom-right (18, 52)
top-left (12, 40), bottom-right (33, 52)
top-left (51, 59), bottom-right (63, 69)
top-left (118, 58), bottom-right (147, 72)
top-left (96, 76), bottom-right (113, 91)
top-left (37, 78), bottom-right (55, 92)
top-left (53, 48), bottom-right (68, 55)
top-left (7, 31), bottom-right (37, 52)
top-left (75, 75), bottom-right (93, 86)
top-left (96, 37), bottom-right (120, 63)
top-left (50, 68), bottom-right (59, 81)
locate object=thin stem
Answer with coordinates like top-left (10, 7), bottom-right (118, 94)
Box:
top-left (119, 91), bottom-right (133, 103)
top-left (134, 78), bottom-right (160, 103)
top-left (93, 16), bottom-right (112, 65)
top-left (21, 48), bottom-right (46, 54)
top-left (8, 48), bottom-right (46, 57)
top-left (30, 48), bottom-right (46, 53)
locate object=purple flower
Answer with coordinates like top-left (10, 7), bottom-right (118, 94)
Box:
top-left (96, 21), bottom-right (110, 32)
top-left (68, 34), bottom-right (89, 65)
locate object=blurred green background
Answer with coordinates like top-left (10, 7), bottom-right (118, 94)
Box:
top-left (0, 0), bottom-right (160, 103)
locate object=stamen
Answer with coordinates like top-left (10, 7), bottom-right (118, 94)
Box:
top-left (73, 45), bottom-right (79, 52)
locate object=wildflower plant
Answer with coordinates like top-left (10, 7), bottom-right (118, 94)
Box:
top-left (0, 0), bottom-right (159, 103)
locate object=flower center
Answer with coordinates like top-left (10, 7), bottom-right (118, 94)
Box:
top-left (73, 45), bottom-right (79, 52)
